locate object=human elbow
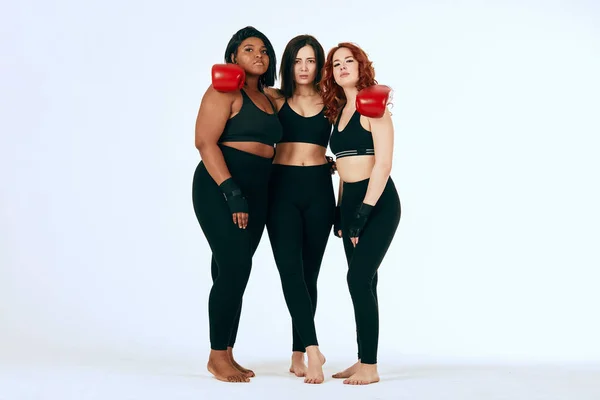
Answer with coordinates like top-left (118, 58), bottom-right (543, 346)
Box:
top-left (195, 133), bottom-right (212, 150)
top-left (375, 159), bottom-right (392, 175)
top-left (195, 137), bottom-right (215, 156)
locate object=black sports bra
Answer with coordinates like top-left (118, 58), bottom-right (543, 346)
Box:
top-left (219, 90), bottom-right (283, 146)
top-left (329, 104), bottom-right (375, 159)
top-left (277, 101), bottom-right (331, 148)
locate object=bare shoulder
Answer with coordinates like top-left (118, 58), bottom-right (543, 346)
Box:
top-left (263, 87), bottom-right (285, 110)
top-left (264, 87), bottom-right (284, 100)
top-left (201, 84), bottom-right (238, 104)
top-left (366, 107), bottom-right (393, 132)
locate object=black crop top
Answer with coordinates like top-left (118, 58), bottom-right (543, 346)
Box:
top-left (219, 90), bottom-right (283, 146)
top-left (330, 105), bottom-right (375, 159)
top-left (277, 102), bottom-right (332, 148)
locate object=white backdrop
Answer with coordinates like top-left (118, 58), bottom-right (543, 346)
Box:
top-left (2, 0), bottom-right (599, 367)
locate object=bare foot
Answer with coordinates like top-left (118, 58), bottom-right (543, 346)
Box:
top-left (207, 350), bottom-right (250, 383)
top-left (227, 347), bottom-right (255, 378)
top-left (343, 363), bottom-right (380, 385)
top-left (304, 346), bottom-right (326, 384)
top-left (332, 359), bottom-right (361, 379)
top-left (289, 351), bottom-right (307, 377)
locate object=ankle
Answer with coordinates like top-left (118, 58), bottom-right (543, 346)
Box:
top-left (360, 362), bottom-right (378, 370)
top-left (210, 349), bottom-right (230, 360)
top-left (292, 351), bottom-right (305, 359)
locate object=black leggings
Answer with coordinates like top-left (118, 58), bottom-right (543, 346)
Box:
top-left (341, 177), bottom-right (401, 365)
top-left (192, 145), bottom-right (272, 351)
top-left (266, 164), bottom-right (335, 352)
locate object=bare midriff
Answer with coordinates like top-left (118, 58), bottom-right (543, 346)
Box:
top-left (273, 142), bottom-right (328, 166)
top-left (220, 141), bottom-right (275, 159)
top-left (336, 156), bottom-right (376, 183)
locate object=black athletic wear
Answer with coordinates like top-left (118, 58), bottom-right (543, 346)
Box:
top-left (267, 100), bottom-right (334, 352)
top-left (218, 90), bottom-right (283, 146)
top-left (340, 178), bottom-right (400, 364)
top-left (332, 106), bottom-right (401, 365)
top-left (192, 89), bottom-right (282, 351)
top-left (267, 164), bottom-right (335, 351)
top-left (276, 102), bottom-right (331, 148)
top-left (330, 105), bottom-right (375, 159)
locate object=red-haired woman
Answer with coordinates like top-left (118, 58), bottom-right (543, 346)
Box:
top-left (320, 42), bottom-right (401, 385)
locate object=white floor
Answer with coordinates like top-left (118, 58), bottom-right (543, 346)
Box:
top-left (1, 355), bottom-right (599, 400)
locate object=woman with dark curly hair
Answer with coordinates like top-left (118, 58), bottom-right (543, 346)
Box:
top-left (319, 42), bottom-right (401, 385)
top-left (192, 26), bottom-right (282, 383)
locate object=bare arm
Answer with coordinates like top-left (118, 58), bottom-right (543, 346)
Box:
top-left (362, 108), bottom-right (394, 206)
top-left (263, 87), bottom-right (285, 112)
top-left (195, 85), bottom-right (235, 185)
top-left (337, 177), bottom-right (344, 206)
top-left (195, 85), bottom-right (249, 229)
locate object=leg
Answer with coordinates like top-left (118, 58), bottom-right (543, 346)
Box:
top-left (227, 191), bottom-right (269, 349)
top-left (192, 163), bottom-right (255, 383)
top-left (225, 173), bottom-right (271, 379)
top-left (266, 196), bottom-right (320, 350)
top-left (295, 182), bottom-right (335, 383)
top-left (301, 180), bottom-right (335, 325)
top-left (342, 182), bottom-right (401, 385)
top-left (342, 234), bottom-right (386, 386)
top-left (266, 172), bottom-right (324, 384)
top-left (331, 234), bottom-right (363, 379)
top-left (209, 256), bottom-right (255, 378)
top-left (209, 255), bottom-right (241, 350)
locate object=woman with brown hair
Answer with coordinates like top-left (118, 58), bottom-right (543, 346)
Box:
top-left (264, 34), bottom-right (332, 384)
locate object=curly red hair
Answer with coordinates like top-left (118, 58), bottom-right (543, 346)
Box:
top-left (320, 42), bottom-right (378, 123)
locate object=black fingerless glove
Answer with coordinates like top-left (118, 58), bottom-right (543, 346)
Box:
top-left (347, 203), bottom-right (374, 238)
top-left (333, 206), bottom-right (342, 238)
top-left (326, 156), bottom-right (336, 175)
top-left (219, 178), bottom-right (248, 214)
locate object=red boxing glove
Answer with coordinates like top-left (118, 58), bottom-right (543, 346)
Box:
top-left (356, 85), bottom-right (392, 118)
top-left (212, 64), bottom-right (245, 92)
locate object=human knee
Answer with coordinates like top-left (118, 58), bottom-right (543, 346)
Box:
top-left (279, 269), bottom-right (305, 290)
top-left (215, 260), bottom-right (252, 289)
top-left (302, 268), bottom-right (319, 286)
top-left (346, 269), bottom-right (374, 293)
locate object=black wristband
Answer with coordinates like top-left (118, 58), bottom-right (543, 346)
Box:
top-left (326, 156), bottom-right (336, 175)
top-left (333, 206), bottom-right (342, 237)
top-left (219, 178), bottom-right (248, 214)
top-left (347, 203), bottom-right (374, 238)
top-left (356, 203), bottom-right (374, 217)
